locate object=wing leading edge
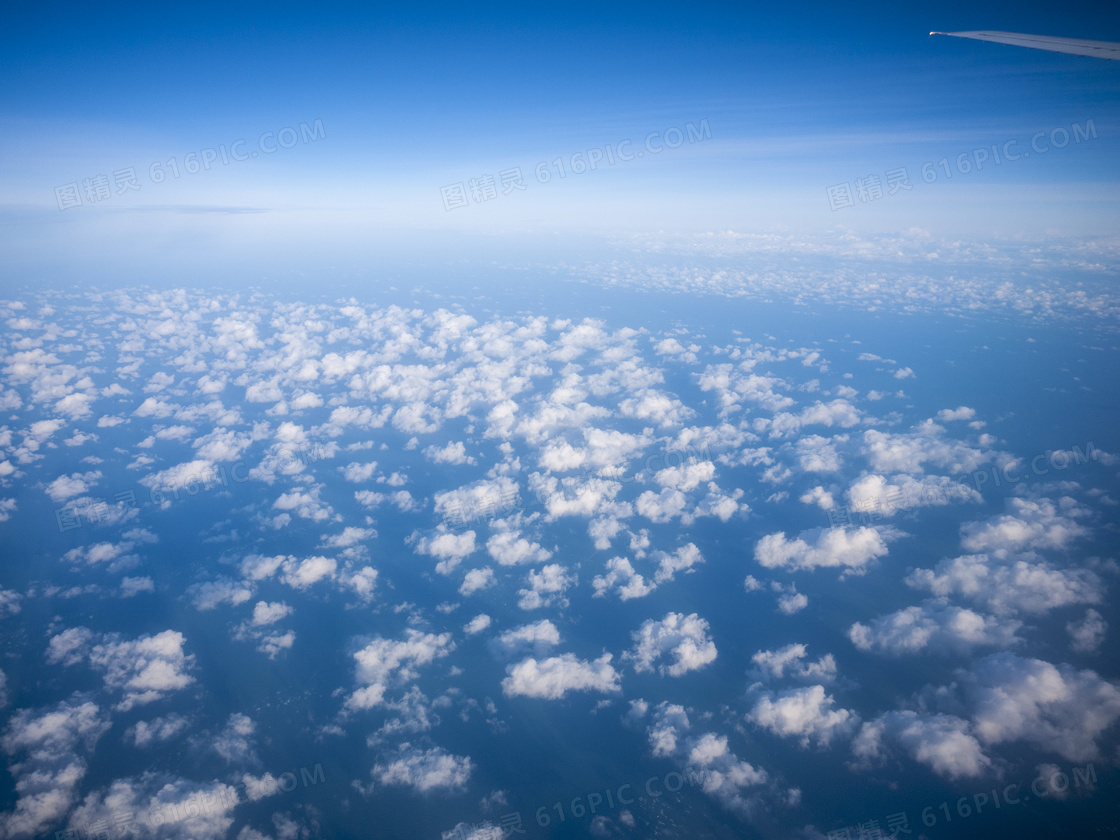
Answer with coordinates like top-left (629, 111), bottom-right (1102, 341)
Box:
top-left (930, 30), bottom-right (1120, 60)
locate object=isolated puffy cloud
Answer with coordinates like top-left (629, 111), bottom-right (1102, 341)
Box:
top-left (625, 613), bottom-right (717, 677)
top-left (591, 556), bottom-right (655, 601)
top-left (652, 543), bottom-right (704, 584)
top-left (861, 422), bottom-right (996, 475)
top-left (272, 487), bottom-right (334, 523)
top-left (517, 564), bottom-right (575, 610)
top-left (322, 527), bottom-right (375, 549)
top-left (0, 699), bottom-right (111, 838)
top-left (44, 470), bottom-right (102, 502)
top-left (777, 590), bottom-right (808, 615)
top-left (239, 554), bottom-right (288, 581)
top-left (937, 406), bottom-right (976, 422)
top-left (486, 529), bottom-right (552, 566)
top-left (341, 461), bottom-right (378, 482)
top-left (853, 652), bottom-right (1120, 778)
top-left (414, 530), bottom-right (477, 575)
top-left (845, 472), bottom-right (981, 515)
top-left (187, 578), bottom-right (253, 611)
top-left (62, 539), bottom-right (142, 572)
top-left (459, 568), bottom-right (495, 597)
top-left (640, 701), bottom-right (775, 820)
top-left (423, 440), bottom-right (476, 465)
top-left (964, 653), bottom-right (1120, 762)
top-left (905, 553), bottom-right (1101, 615)
top-left (280, 556), bottom-right (337, 590)
top-left (849, 601), bottom-right (1021, 655)
top-left (248, 601), bottom-right (293, 626)
top-left (959, 496), bottom-right (1090, 557)
top-left (47, 626), bottom-right (94, 666)
top-left (87, 630), bottom-right (196, 711)
top-left (371, 744), bottom-right (473, 793)
top-left (138, 459), bottom-right (216, 497)
top-left (501, 654), bottom-right (620, 699)
top-left (489, 620), bottom-right (561, 659)
top-left (120, 576), bottom-right (155, 597)
top-left (213, 713), bottom-right (256, 764)
top-left (748, 685), bottom-right (858, 748)
top-left (126, 714), bottom-right (190, 748)
top-left (749, 644), bottom-right (838, 683)
top-left (346, 630), bottom-right (455, 711)
top-left (464, 615), bottom-right (491, 635)
top-left (852, 711), bottom-right (990, 780)
top-left (755, 527), bottom-right (889, 576)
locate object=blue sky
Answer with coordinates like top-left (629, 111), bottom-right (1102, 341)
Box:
top-left (2, 0), bottom-right (1119, 288)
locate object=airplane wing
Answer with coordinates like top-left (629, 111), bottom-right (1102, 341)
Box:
top-left (930, 30), bottom-right (1120, 60)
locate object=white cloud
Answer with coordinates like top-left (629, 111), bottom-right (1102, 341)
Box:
top-left (653, 543), bottom-right (704, 584)
top-left (641, 701), bottom-right (776, 819)
top-left (959, 496), bottom-right (1090, 557)
top-left (625, 612), bottom-right (717, 677)
top-left (937, 406), bottom-right (976, 422)
top-left (346, 630), bottom-right (455, 711)
top-left (68, 774), bottom-right (239, 839)
top-left (849, 600), bottom-right (1021, 655)
top-left (213, 713), bottom-right (256, 764)
top-left (188, 578), bottom-right (253, 610)
top-left (486, 529), bottom-right (552, 566)
top-left (852, 711), bottom-right (990, 780)
top-left (749, 644), bottom-right (837, 683)
top-left (490, 620), bottom-right (561, 659)
top-left (517, 563), bottom-right (575, 610)
top-left (341, 461), bottom-right (378, 482)
top-left (86, 630), bottom-right (196, 710)
top-left (414, 530), bottom-right (477, 575)
top-left (0, 699), bottom-right (111, 838)
top-left (749, 685), bottom-right (858, 748)
top-left (905, 553), bottom-right (1101, 615)
top-left (424, 440), bottom-right (476, 465)
top-left (854, 652), bottom-right (1120, 777)
top-left (280, 556), bottom-right (337, 590)
top-left (755, 527), bottom-right (889, 576)
top-left (239, 554), bottom-right (288, 581)
top-left (459, 568), bottom-right (495, 597)
top-left (1067, 609), bottom-right (1106, 653)
top-left (249, 601), bottom-right (293, 626)
top-left (591, 556), bottom-right (655, 601)
top-left (861, 422), bottom-right (997, 475)
top-left (502, 654), bottom-right (621, 699)
top-left (126, 713), bottom-right (190, 747)
top-left (964, 653), bottom-right (1120, 763)
top-left (44, 470), bottom-right (102, 502)
top-left (464, 614), bottom-right (492, 635)
top-left (371, 744), bottom-right (472, 793)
